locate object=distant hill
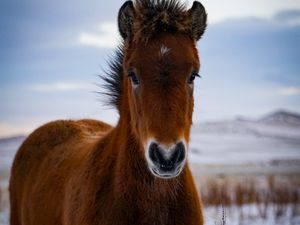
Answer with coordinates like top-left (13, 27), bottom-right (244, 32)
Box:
top-left (0, 111), bottom-right (299, 169)
top-left (1, 110), bottom-right (300, 145)
top-left (258, 110), bottom-right (300, 126)
top-left (0, 135), bottom-right (26, 144)
top-left (192, 110), bottom-right (300, 140)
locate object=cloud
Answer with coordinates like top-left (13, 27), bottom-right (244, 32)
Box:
top-left (278, 86), bottom-right (300, 96)
top-left (31, 82), bottom-right (92, 92)
top-left (273, 9), bottom-right (300, 26)
top-left (76, 9), bottom-right (300, 50)
top-left (78, 22), bottom-right (119, 48)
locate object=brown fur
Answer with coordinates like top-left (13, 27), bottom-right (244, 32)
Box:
top-left (9, 1), bottom-right (207, 225)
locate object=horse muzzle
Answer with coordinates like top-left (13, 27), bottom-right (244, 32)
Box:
top-left (146, 140), bottom-right (187, 179)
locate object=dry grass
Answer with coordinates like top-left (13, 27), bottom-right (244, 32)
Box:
top-left (0, 174), bottom-right (299, 224)
top-left (0, 188), bottom-right (2, 212)
top-left (200, 175), bottom-right (300, 206)
top-left (0, 186), bottom-right (9, 214)
top-left (199, 174), bottom-right (300, 223)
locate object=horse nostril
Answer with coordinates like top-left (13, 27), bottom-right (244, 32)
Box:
top-left (148, 141), bottom-right (186, 170)
top-left (149, 143), bottom-right (164, 164)
top-left (171, 142), bottom-right (185, 164)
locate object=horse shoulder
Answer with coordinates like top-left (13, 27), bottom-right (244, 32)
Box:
top-left (16, 119), bottom-right (110, 155)
top-left (10, 119), bottom-right (112, 225)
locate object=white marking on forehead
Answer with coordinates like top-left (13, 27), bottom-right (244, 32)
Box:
top-left (159, 45), bottom-right (170, 57)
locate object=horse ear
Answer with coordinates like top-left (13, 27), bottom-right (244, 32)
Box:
top-left (188, 1), bottom-right (207, 41)
top-left (118, 1), bottom-right (135, 40)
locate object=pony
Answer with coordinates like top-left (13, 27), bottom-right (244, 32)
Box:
top-left (9, 0), bottom-right (207, 224)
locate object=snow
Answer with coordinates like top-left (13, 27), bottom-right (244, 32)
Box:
top-left (1, 111), bottom-right (300, 170)
top-left (0, 111), bottom-right (300, 224)
top-left (0, 137), bottom-right (25, 172)
top-left (189, 132), bottom-right (300, 165)
top-left (204, 204), bottom-right (300, 225)
top-left (0, 210), bottom-right (8, 225)
top-left (189, 118), bottom-right (300, 166)
top-left (258, 110), bottom-right (300, 127)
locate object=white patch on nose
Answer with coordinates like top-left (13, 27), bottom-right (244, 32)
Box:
top-left (159, 45), bottom-right (170, 57)
top-left (153, 142), bottom-right (176, 160)
top-left (144, 138), bottom-right (188, 165)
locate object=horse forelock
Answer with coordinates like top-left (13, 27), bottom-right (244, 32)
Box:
top-left (133, 0), bottom-right (193, 43)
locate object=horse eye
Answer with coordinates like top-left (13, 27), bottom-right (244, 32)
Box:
top-left (128, 70), bottom-right (140, 86)
top-left (188, 71), bottom-right (200, 84)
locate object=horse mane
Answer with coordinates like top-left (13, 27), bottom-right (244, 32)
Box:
top-left (101, 0), bottom-right (206, 110)
top-left (101, 47), bottom-right (124, 110)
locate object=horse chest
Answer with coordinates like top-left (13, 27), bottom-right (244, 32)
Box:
top-left (104, 192), bottom-right (197, 225)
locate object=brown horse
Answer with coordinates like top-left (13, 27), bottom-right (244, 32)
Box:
top-left (9, 0), bottom-right (207, 224)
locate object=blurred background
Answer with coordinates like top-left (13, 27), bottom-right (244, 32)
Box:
top-left (0, 0), bottom-right (300, 224)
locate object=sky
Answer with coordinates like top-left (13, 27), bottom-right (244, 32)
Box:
top-left (0, 0), bottom-right (300, 137)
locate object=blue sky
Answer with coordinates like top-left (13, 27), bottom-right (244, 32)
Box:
top-left (1, 0), bottom-right (300, 137)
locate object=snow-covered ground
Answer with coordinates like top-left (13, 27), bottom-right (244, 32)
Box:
top-left (205, 204), bottom-right (300, 225)
top-left (2, 204), bottom-right (299, 225)
top-left (1, 111), bottom-right (300, 175)
top-left (190, 132), bottom-right (300, 166)
top-left (0, 110), bottom-right (299, 224)
top-left (189, 111), bottom-right (300, 168)
top-left (0, 209), bottom-right (8, 225)
top-left (0, 136), bottom-right (25, 174)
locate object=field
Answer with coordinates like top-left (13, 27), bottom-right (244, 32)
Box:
top-left (198, 174), bottom-right (300, 225)
top-left (0, 111), bottom-right (300, 224)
